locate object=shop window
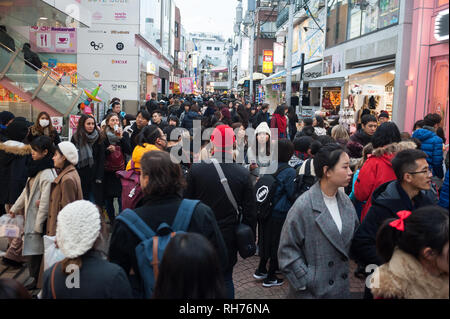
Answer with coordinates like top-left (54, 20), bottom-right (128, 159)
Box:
top-left (362, 0), bottom-right (379, 35)
top-left (378, 0), bottom-right (400, 29)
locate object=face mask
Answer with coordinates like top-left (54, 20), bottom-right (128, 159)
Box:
top-left (40, 119), bottom-right (50, 128)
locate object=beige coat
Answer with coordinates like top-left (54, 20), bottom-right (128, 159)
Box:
top-left (47, 165), bottom-right (83, 236)
top-left (11, 168), bottom-right (57, 255)
top-left (371, 248), bottom-right (449, 299)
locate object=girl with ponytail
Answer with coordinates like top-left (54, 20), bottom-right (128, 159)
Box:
top-left (371, 206), bottom-right (449, 299)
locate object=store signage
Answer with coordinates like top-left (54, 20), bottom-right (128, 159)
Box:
top-left (90, 41), bottom-right (103, 50)
top-left (272, 84), bottom-right (281, 91)
top-left (116, 42), bottom-right (124, 50)
top-left (434, 9), bottom-right (449, 41)
top-left (29, 26), bottom-right (77, 54)
top-left (263, 50), bottom-right (274, 74)
top-left (362, 84), bottom-right (385, 96)
top-left (179, 77), bottom-right (194, 94)
top-left (147, 61), bottom-right (157, 74)
top-left (48, 58), bottom-right (57, 68)
top-left (50, 117), bottom-right (63, 134)
top-left (273, 42), bottom-right (284, 66)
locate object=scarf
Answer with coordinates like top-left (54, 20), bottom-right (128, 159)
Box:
top-left (106, 129), bottom-right (121, 145)
top-left (31, 125), bottom-right (51, 138)
top-left (78, 130), bottom-right (99, 168)
top-left (27, 154), bottom-right (54, 178)
top-left (274, 113), bottom-right (287, 134)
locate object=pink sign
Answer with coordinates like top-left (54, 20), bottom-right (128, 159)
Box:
top-left (30, 26), bottom-right (77, 54)
top-left (179, 77), bottom-right (194, 94)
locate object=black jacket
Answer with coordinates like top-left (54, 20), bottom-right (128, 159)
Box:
top-left (349, 129), bottom-right (372, 147)
top-left (145, 99), bottom-right (158, 114)
top-left (123, 122), bottom-right (142, 152)
top-left (42, 251), bottom-right (133, 299)
top-left (71, 135), bottom-right (105, 205)
top-left (0, 30), bottom-right (15, 52)
top-left (184, 159), bottom-right (257, 272)
top-left (181, 111), bottom-right (202, 130)
top-left (255, 110), bottom-right (270, 128)
top-left (350, 180), bottom-right (436, 267)
top-left (0, 140), bottom-right (32, 206)
top-left (108, 195), bottom-right (228, 298)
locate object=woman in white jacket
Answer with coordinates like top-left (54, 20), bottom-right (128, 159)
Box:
top-left (8, 136), bottom-right (57, 289)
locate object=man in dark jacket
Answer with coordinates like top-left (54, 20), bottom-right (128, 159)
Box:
top-left (255, 103), bottom-right (270, 128)
top-left (123, 109), bottom-right (151, 151)
top-left (109, 151), bottom-right (227, 298)
top-left (145, 92), bottom-right (159, 115)
top-left (184, 125), bottom-right (257, 299)
top-left (350, 149), bottom-right (436, 298)
top-left (347, 114), bottom-right (377, 158)
top-left (151, 109), bottom-right (168, 131)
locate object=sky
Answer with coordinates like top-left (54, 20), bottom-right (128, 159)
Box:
top-left (175, 0), bottom-right (242, 40)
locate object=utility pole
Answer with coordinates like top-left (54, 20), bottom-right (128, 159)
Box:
top-left (298, 52), bottom-right (305, 113)
top-left (235, 0), bottom-right (243, 89)
top-left (285, 0), bottom-right (295, 107)
top-left (249, 10), bottom-right (255, 102)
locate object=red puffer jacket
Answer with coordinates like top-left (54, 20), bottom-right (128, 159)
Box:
top-left (354, 151), bottom-right (396, 222)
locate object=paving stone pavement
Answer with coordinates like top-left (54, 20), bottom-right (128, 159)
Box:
top-left (233, 253), bottom-right (365, 299)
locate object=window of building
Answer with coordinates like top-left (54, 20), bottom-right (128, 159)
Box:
top-left (326, 0), bottom-right (349, 48)
top-left (175, 22), bottom-right (179, 38)
top-left (206, 46), bottom-right (212, 50)
top-left (215, 47), bottom-right (220, 51)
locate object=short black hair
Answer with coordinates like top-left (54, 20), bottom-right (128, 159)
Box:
top-left (152, 109), bottom-right (162, 116)
top-left (294, 136), bottom-right (314, 153)
top-left (314, 116), bottom-right (325, 128)
top-left (303, 118), bottom-right (313, 126)
top-left (138, 125), bottom-right (162, 146)
top-left (278, 139), bottom-right (295, 162)
top-left (361, 114), bottom-right (377, 126)
top-left (111, 101), bottom-right (121, 109)
top-left (423, 113), bottom-right (442, 127)
top-left (30, 135), bottom-right (55, 156)
top-left (371, 122), bottom-right (401, 148)
top-left (391, 149), bottom-right (428, 181)
top-left (314, 143), bottom-right (347, 179)
top-left (413, 120), bottom-right (425, 130)
top-left (137, 109), bottom-right (151, 121)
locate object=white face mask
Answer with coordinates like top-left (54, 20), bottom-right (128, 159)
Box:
top-left (39, 119), bottom-right (49, 128)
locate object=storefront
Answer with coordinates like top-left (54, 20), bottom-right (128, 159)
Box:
top-left (308, 63), bottom-right (395, 123)
top-left (405, 1), bottom-right (449, 141)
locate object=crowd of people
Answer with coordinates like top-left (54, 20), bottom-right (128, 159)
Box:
top-left (0, 91), bottom-right (448, 299)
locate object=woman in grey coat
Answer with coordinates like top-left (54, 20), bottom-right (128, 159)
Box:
top-left (278, 143), bottom-right (359, 298)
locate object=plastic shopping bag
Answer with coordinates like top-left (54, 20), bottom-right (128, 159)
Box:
top-left (0, 214), bottom-right (24, 238)
top-left (43, 235), bottom-right (65, 271)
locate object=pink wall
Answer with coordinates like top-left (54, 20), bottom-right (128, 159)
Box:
top-left (405, 0), bottom-right (449, 141)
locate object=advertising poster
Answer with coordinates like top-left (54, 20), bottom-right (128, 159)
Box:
top-left (273, 42), bottom-right (284, 66)
top-left (179, 77), bottom-right (194, 94)
top-left (29, 26), bottom-right (77, 54)
top-left (50, 116), bottom-right (63, 134)
top-left (68, 115), bottom-right (81, 141)
top-left (263, 50), bottom-right (274, 74)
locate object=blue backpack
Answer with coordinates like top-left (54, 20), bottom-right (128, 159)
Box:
top-left (116, 199), bottom-right (200, 298)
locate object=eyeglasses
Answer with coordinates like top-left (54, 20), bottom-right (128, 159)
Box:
top-left (407, 167), bottom-right (432, 175)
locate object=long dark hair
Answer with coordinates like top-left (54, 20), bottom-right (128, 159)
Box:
top-left (33, 111), bottom-right (57, 136)
top-left (376, 206), bottom-right (449, 263)
top-left (73, 114), bottom-right (100, 146)
top-left (274, 104), bottom-right (287, 116)
top-left (371, 122), bottom-right (401, 149)
top-left (153, 233), bottom-right (226, 299)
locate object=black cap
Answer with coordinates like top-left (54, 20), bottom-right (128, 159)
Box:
top-left (5, 117), bottom-right (29, 142)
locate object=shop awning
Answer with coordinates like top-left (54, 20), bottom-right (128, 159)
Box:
top-left (238, 73), bottom-right (267, 85)
top-left (308, 63), bottom-right (393, 88)
top-left (261, 70), bottom-right (286, 85)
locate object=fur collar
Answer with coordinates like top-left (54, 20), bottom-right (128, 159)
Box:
top-left (371, 248), bottom-right (449, 299)
top-left (372, 141), bottom-right (417, 157)
top-left (0, 141), bottom-right (32, 155)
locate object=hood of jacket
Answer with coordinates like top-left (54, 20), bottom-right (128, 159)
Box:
top-left (412, 128), bottom-right (439, 142)
top-left (126, 143), bottom-right (161, 171)
top-left (352, 129), bottom-right (372, 145)
top-left (371, 248), bottom-right (449, 299)
top-left (371, 141), bottom-right (417, 162)
top-left (0, 140), bottom-right (32, 156)
top-left (186, 111), bottom-right (202, 120)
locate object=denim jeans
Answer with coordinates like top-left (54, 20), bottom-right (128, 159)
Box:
top-left (224, 269), bottom-right (235, 299)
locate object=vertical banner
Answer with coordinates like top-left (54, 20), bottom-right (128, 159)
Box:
top-left (273, 42), bottom-right (284, 66)
top-left (263, 50), bottom-right (274, 74)
top-left (179, 77), bottom-right (194, 94)
top-left (50, 117), bottom-right (63, 134)
top-left (68, 115), bottom-right (81, 141)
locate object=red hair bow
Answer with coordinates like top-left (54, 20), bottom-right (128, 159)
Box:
top-left (389, 210), bottom-right (412, 232)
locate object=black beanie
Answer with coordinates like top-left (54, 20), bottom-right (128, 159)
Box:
top-left (0, 111), bottom-right (15, 126)
top-left (5, 117), bottom-right (29, 142)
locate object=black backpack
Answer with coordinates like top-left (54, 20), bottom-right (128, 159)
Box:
top-left (254, 164), bottom-right (291, 221)
top-left (293, 158), bottom-right (317, 199)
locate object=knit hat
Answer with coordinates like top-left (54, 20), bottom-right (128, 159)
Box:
top-left (56, 200), bottom-right (101, 259)
top-left (255, 122), bottom-right (271, 137)
top-left (0, 111), bottom-right (15, 126)
top-left (346, 140), bottom-right (363, 159)
top-left (5, 117), bottom-right (28, 142)
top-left (57, 141), bottom-right (79, 165)
top-left (211, 124), bottom-right (235, 149)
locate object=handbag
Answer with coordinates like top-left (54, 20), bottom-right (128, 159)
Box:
top-left (105, 144), bottom-right (125, 172)
top-left (210, 158), bottom-right (256, 259)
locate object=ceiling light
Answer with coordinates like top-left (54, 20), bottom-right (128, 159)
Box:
top-left (39, 17), bottom-right (48, 20)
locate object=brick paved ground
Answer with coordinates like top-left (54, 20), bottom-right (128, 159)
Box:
top-left (233, 253), bottom-right (366, 299)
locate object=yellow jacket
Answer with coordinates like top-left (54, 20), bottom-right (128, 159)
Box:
top-left (126, 143), bottom-right (161, 171)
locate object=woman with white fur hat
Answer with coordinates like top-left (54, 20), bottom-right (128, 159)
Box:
top-left (46, 141), bottom-right (83, 237)
top-left (42, 200), bottom-right (132, 299)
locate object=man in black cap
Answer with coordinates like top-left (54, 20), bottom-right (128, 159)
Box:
top-left (378, 111), bottom-right (390, 124)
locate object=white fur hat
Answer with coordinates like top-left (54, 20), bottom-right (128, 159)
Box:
top-left (56, 200), bottom-right (101, 259)
top-left (57, 141), bottom-right (79, 166)
top-left (255, 122), bottom-right (271, 137)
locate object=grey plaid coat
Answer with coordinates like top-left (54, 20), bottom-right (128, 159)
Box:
top-left (278, 182), bottom-right (359, 299)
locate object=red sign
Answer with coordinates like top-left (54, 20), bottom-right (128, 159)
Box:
top-left (69, 115), bottom-right (81, 129)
